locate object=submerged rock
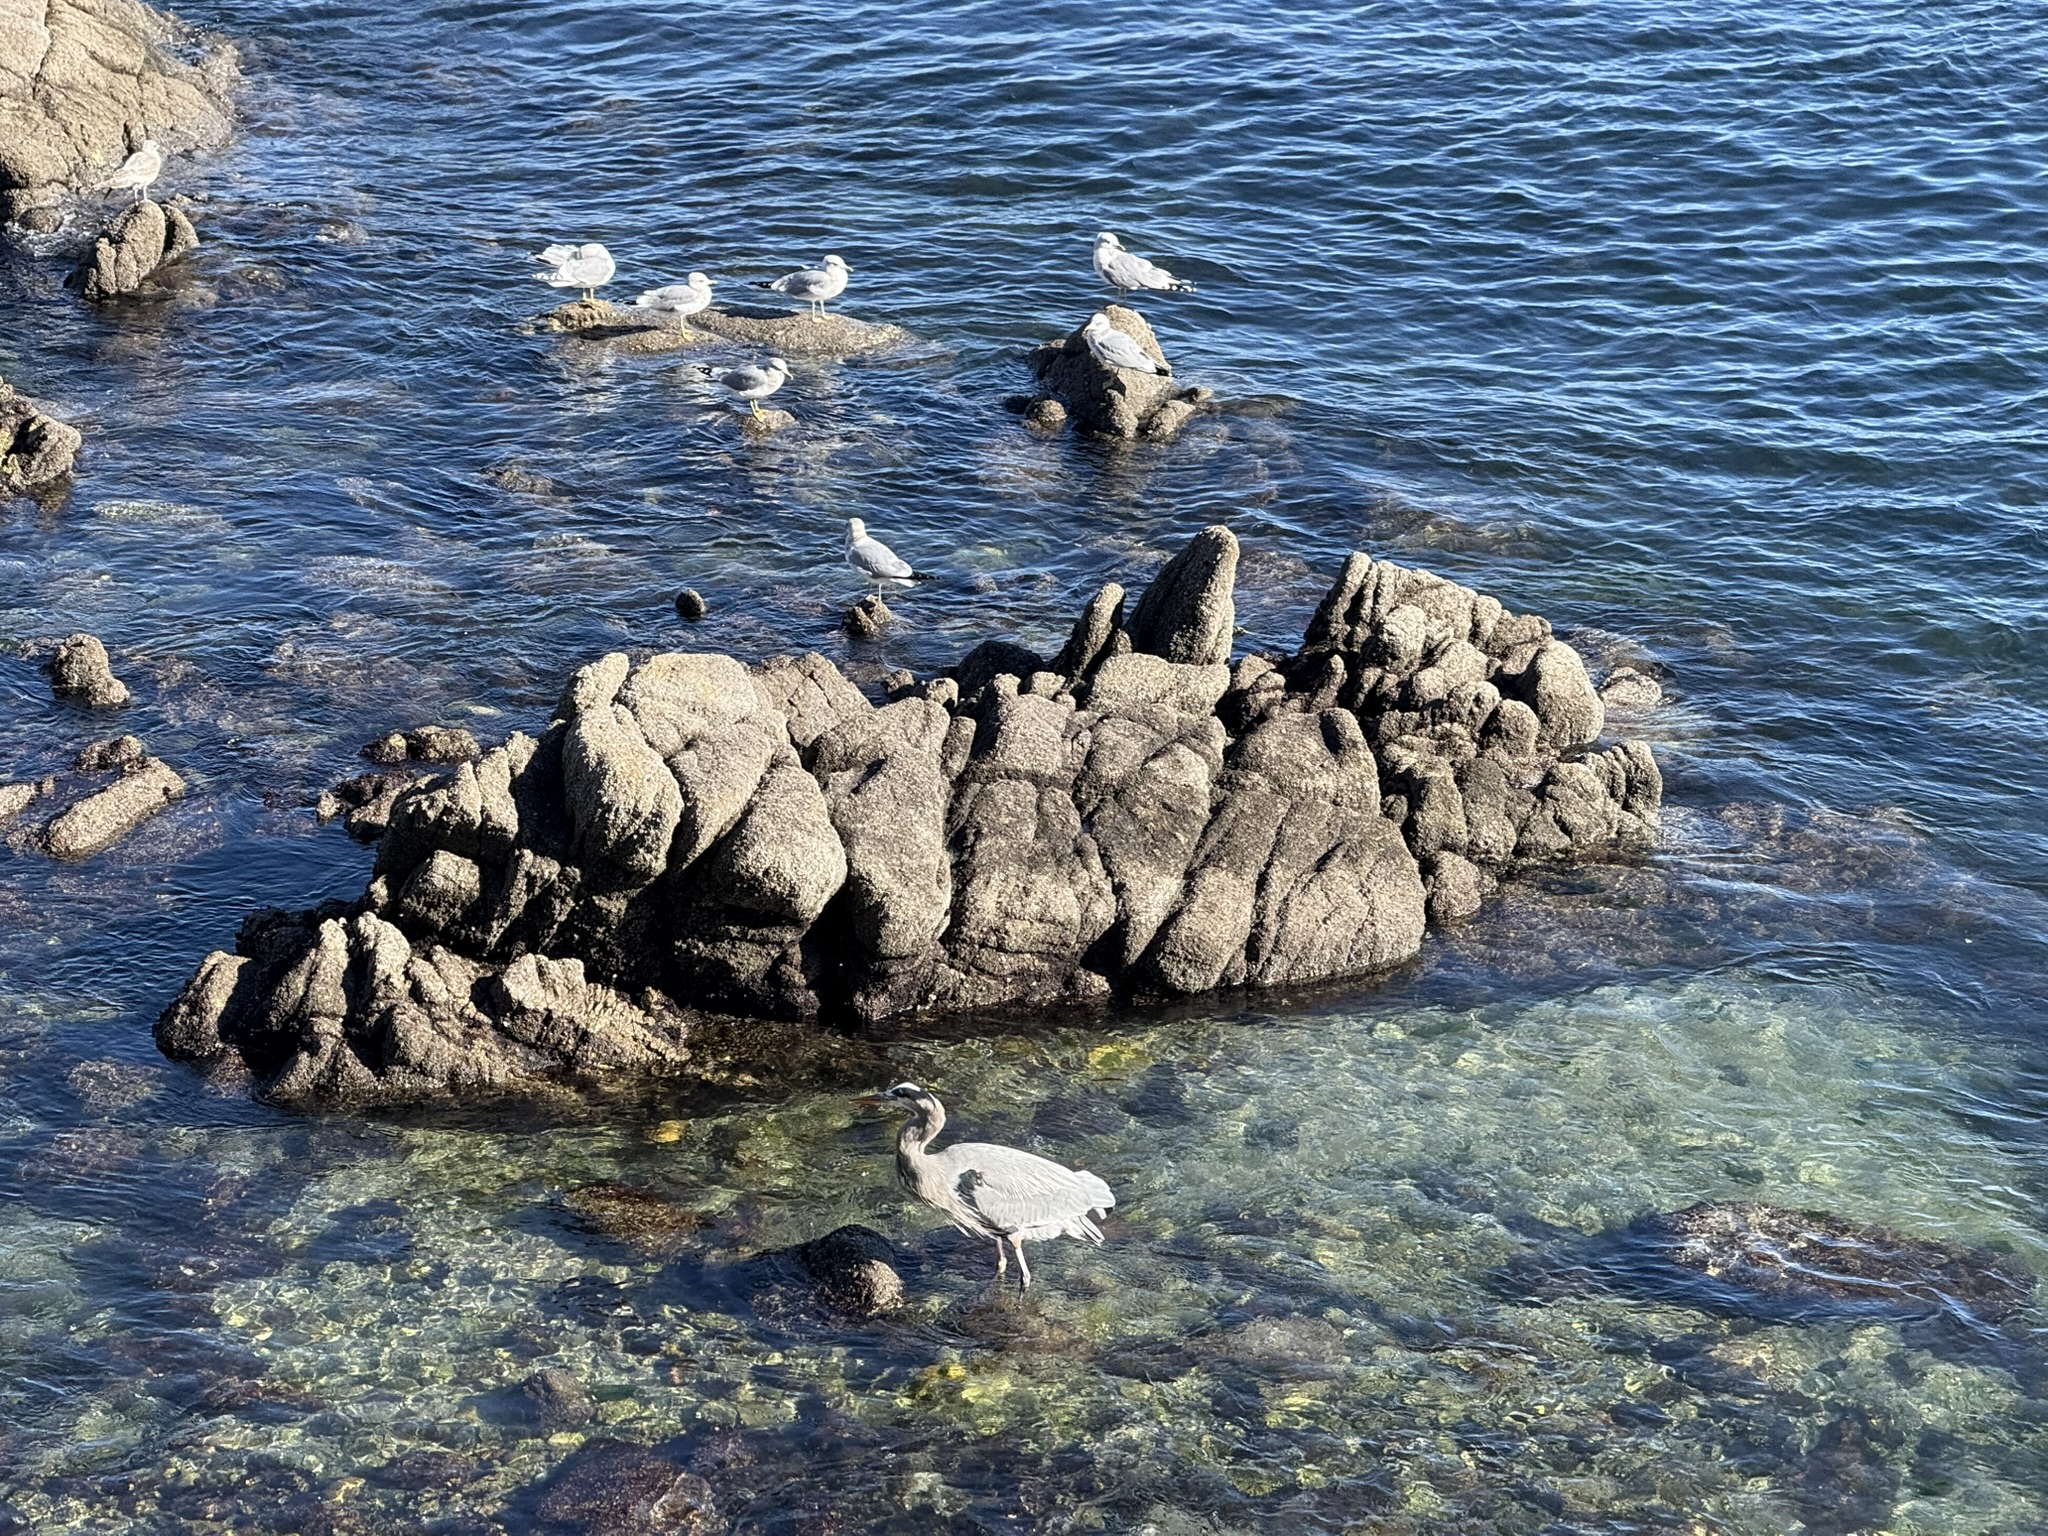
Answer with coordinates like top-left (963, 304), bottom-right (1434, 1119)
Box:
top-left (495, 1367), bottom-right (595, 1434)
top-left (1507, 1201), bottom-right (2035, 1327)
top-left (675, 589), bottom-right (707, 621)
top-left (533, 1439), bottom-right (719, 1535)
top-left (1026, 305), bottom-right (1211, 441)
top-left (160, 525), bottom-right (1660, 1106)
top-left (73, 197), bottom-right (198, 299)
top-left (35, 752), bottom-right (185, 858)
top-left (48, 633), bottom-right (129, 707)
top-left (561, 1182), bottom-right (705, 1256)
top-left (0, 376), bottom-right (82, 495)
top-left (842, 594), bottom-right (893, 638)
top-left (0, 0), bottom-right (238, 227)
top-left (790, 1224), bottom-right (906, 1316)
top-left (534, 299), bottom-right (911, 360)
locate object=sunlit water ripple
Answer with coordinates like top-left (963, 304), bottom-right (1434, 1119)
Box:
top-left (3, 0), bottom-right (2047, 1529)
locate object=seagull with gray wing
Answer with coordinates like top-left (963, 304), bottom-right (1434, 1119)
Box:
top-left (632, 271), bottom-right (715, 321)
top-left (1084, 311), bottom-right (1170, 376)
top-left (533, 241), bottom-right (616, 302)
top-left (1092, 231), bottom-right (1194, 298)
top-left (697, 356), bottom-right (791, 418)
top-left (98, 141), bottom-right (163, 202)
top-left (861, 1083), bottom-right (1115, 1288)
top-left (758, 253), bottom-right (850, 318)
top-left (844, 519), bottom-right (922, 585)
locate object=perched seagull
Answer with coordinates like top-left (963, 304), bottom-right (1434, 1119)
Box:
top-left (97, 141), bottom-right (163, 202)
top-left (1092, 232), bottom-right (1195, 298)
top-left (631, 271), bottom-right (715, 322)
top-left (533, 242), bottom-right (615, 302)
top-left (1083, 311), bottom-right (1170, 376)
top-left (845, 518), bottom-right (919, 584)
top-left (758, 254), bottom-right (850, 318)
top-left (699, 356), bottom-right (791, 418)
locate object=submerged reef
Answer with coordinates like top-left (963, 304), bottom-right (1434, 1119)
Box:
top-left (158, 526), bottom-right (1660, 1106)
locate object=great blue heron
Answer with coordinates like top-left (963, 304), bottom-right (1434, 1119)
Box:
top-left (1083, 312), bottom-right (1170, 377)
top-left (1092, 232), bottom-right (1195, 298)
top-left (860, 1083), bottom-right (1116, 1288)
top-left (758, 254), bottom-right (850, 318)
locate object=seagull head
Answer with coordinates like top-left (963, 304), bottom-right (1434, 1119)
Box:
top-left (578, 242), bottom-right (608, 259)
top-left (688, 271), bottom-right (711, 288)
top-left (847, 518), bottom-right (867, 542)
top-left (767, 356), bottom-right (789, 375)
top-left (822, 254), bottom-right (849, 273)
top-left (141, 139), bottom-right (162, 156)
top-left (1085, 311), bottom-right (1113, 334)
top-left (1095, 232), bottom-right (1121, 250)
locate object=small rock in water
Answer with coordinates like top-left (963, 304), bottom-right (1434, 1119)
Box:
top-left (1601, 665), bottom-right (1664, 710)
top-left (1, 376), bottom-right (83, 496)
top-left (738, 407), bottom-right (796, 440)
top-left (0, 781), bottom-right (40, 823)
top-left (561, 1182), bottom-right (705, 1257)
top-left (674, 589), bottom-right (707, 621)
top-left (1025, 397), bottom-right (1068, 434)
top-left (361, 725), bottom-right (479, 765)
top-left (48, 633), bottom-right (130, 708)
top-left (842, 594), bottom-right (893, 638)
top-left (39, 755), bottom-right (185, 858)
top-left (791, 1224), bottom-right (906, 1316)
top-left (505, 1367), bottom-right (595, 1433)
top-left (315, 770), bottom-right (417, 841)
top-left (74, 734), bottom-right (147, 772)
top-left (74, 198), bottom-right (199, 300)
top-left (534, 1440), bottom-right (719, 1534)
top-left (1221, 1315), bottom-right (1350, 1378)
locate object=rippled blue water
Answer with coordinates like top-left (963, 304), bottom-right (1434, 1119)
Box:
top-left (4, 0), bottom-right (2048, 1528)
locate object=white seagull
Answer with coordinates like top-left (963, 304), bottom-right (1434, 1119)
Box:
top-left (533, 242), bottom-right (616, 302)
top-left (1092, 232), bottom-right (1195, 298)
top-left (702, 356), bottom-right (791, 418)
top-left (631, 271), bottom-right (715, 322)
top-left (98, 141), bottom-right (163, 202)
top-left (759, 254), bottom-right (850, 318)
top-left (1083, 311), bottom-right (1170, 376)
top-left (845, 518), bottom-right (917, 584)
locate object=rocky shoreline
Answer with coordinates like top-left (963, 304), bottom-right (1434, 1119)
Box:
top-left (158, 525), bottom-right (1660, 1107)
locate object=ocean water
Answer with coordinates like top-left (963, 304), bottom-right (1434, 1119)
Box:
top-left (3, 0), bottom-right (2047, 1529)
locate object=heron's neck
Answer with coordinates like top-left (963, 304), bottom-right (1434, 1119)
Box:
top-left (897, 1102), bottom-right (945, 1160)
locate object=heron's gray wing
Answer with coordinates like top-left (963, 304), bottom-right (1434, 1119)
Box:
top-left (936, 1143), bottom-right (1115, 1237)
top-left (850, 535), bottom-right (913, 579)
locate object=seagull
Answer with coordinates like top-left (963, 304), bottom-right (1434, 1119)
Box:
top-left (1092, 232), bottom-right (1194, 298)
top-left (631, 271), bottom-right (715, 322)
top-left (97, 141), bottom-right (163, 203)
top-left (861, 1083), bottom-right (1116, 1289)
top-left (758, 254), bottom-right (850, 318)
top-left (1083, 311), bottom-right (1170, 376)
top-left (699, 356), bottom-right (790, 418)
top-left (533, 242), bottom-right (615, 302)
top-left (844, 518), bottom-right (919, 584)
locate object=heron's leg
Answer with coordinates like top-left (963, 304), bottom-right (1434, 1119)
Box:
top-left (1012, 1239), bottom-right (1032, 1290)
top-left (994, 1241), bottom-right (1007, 1278)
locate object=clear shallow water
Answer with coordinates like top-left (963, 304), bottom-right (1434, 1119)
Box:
top-left (3, 0), bottom-right (2048, 1528)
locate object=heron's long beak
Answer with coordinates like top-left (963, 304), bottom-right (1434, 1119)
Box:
top-left (854, 1093), bottom-right (892, 1106)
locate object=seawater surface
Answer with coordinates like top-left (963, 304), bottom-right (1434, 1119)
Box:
top-left (3, 0), bottom-right (2047, 1530)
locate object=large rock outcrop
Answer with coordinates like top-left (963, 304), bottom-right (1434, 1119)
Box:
top-left (0, 375), bottom-right (81, 495)
top-left (159, 527), bottom-right (1660, 1107)
top-left (0, 0), bottom-right (237, 228)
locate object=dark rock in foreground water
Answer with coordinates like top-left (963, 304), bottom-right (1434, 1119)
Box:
top-left (533, 1439), bottom-right (719, 1535)
top-left (159, 524), bottom-right (1660, 1106)
top-left (48, 633), bottom-right (129, 707)
top-left (0, 376), bottom-right (82, 495)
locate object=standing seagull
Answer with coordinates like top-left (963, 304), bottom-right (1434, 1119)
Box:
top-left (533, 242), bottom-right (616, 302)
top-left (631, 271), bottom-right (715, 322)
top-left (861, 1083), bottom-right (1115, 1289)
top-left (1092, 232), bottom-right (1195, 298)
top-left (759, 254), bottom-right (850, 318)
top-left (97, 141), bottom-right (163, 203)
top-left (700, 356), bottom-right (790, 418)
top-left (844, 518), bottom-right (919, 585)
top-left (1084, 311), bottom-right (1170, 376)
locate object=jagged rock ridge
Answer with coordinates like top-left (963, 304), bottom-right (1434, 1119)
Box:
top-left (159, 526), bottom-right (1660, 1106)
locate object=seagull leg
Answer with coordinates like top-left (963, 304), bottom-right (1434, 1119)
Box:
top-left (1012, 1239), bottom-right (1032, 1290)
top-left (749, 399), bottom-right (764, 420)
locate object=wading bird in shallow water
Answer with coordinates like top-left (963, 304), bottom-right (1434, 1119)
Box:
top-left (631, 271), bottom-right (715, 321)
top-left (759, 253), bottom-right (850, 318)
top-left (697, 356), bottom-right (790, 417)
top-left (97, 140), bottom-right (163, 202)
top-left (533, 241), bottom-right (615, 302)
top-left (844, 518), bottom-right (920, 585)
top-left (1092, 231), bottom-right (1194, 298)
top-left (1084, 311), bottom-right (1170, 376)
top-left (861, 1083), bottom-right (1115, 1289)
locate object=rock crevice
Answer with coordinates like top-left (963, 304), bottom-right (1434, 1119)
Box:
top-left (160, 526), bottom-right (1661, 1106)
